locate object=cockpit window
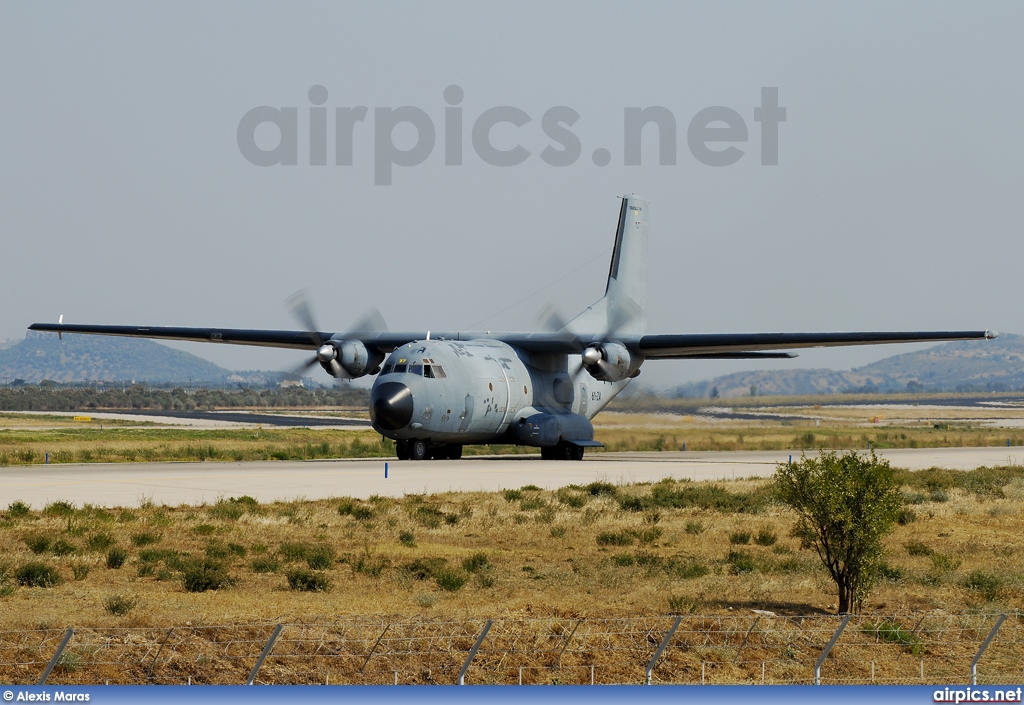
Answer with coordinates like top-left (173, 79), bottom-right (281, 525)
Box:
top-left (382, 364), bottom-right (394, 375)
top-left (410, 364), bottom-right (423, 376)
top-left (424, 365), bottom-right (434, 378)
top-left (433, 365), bottom-right (447, 378)
top-left (394, 364), bottom-right (408, 374)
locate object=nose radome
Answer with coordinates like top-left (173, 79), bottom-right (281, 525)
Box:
top-left (371, 382), bottom-right (413, 431)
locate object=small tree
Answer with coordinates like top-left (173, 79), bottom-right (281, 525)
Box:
top-left (774, 450), bottom-right (901, 614)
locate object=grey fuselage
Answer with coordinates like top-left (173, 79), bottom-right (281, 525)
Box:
top-left (369, 338), bottom-right (628, 445)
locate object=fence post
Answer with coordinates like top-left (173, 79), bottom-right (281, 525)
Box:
top-left (38, 628), bottom-right (74, 685)
top-left (555, 620), bottom-right (582, 669)
top-left (146, 627), bottom-right (174, 680)
top-left (971, 613), bottom-right (1007, 686)
top-left (646, 616), bottom-right (682, 685)
top-left (733, 615), bottom-right (761, 664)
top-left (246, 624), bottom-right (282, 685)
top-left (360, 624), bottom-right (390, 674)
top-left (457, 619), bottom-right (493, 685)
top-left (815, 614), bottom-right (851, 685)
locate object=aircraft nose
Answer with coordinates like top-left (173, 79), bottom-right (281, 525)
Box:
top-left (370, 382), bottom-right (414, 431)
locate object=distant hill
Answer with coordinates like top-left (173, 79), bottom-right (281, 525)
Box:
top-left (0, 332), bottom-right (235, 384)
top-left (674, 334), bottom-right (1024, 398)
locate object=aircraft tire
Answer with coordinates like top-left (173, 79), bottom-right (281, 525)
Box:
top-left (395, 440), bottom-right (410, 460)
top-left (410, 439), bottom-right (428, 461)
top-left (447, 445), bottom-right (463, 460)
top-left (540, 446), bottom-right (555, 460)
top-left (570, 444), bottom-right (585, 461)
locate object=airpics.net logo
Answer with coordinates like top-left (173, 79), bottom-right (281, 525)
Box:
top-left (237, 85), bottom-right (786, 185)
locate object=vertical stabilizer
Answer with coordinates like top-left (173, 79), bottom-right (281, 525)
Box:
top-left (568, 194), bottom-right (648, 336)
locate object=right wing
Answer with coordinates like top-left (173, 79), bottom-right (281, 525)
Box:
top-left (636, 330), bottom-right (997, 359)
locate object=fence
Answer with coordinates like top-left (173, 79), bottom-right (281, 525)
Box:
top-left (1, 612), bottom-right (1021, 685)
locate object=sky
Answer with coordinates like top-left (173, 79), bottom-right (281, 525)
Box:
top-left (2, 2), bottom-right (1022, 390)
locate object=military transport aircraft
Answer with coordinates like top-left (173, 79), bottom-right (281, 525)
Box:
top-left (30, 195), bottom-right (995, 461)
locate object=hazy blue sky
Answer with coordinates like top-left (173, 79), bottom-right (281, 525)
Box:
top-left (3, 2), bottom-right (1021, 389)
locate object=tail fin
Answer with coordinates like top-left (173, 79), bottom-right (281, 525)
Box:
top-left (569, 194), bottom-right (648, 336)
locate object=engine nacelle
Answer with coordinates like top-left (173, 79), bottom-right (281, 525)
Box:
top-left (510, 411), bottom-right (595, 447)
top-left (581, 342), bottom-right (642, 382)
top-left (316, 340), bottom-right (384, 378)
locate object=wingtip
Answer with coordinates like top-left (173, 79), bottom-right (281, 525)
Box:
top-left (986, 330), bottom-right (999, 340)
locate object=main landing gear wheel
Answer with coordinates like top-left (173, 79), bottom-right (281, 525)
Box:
top-left (395, 440), bottom-right (410, 460)
top-left (410, 439), bottom-right (428, 461)
top-left (446, 445), bottom-right (463, 460)
top-left (541, 442), bottom-right (584, 461)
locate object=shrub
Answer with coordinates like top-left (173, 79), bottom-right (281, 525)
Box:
top-left (104, 592), bottom-right (138, 616)
top-left (305, 544), bottom-right (335, 570)
top-left (251, 557), bottom-right (280, 573)
top-left (86, 533), bottom-right (115, 552)
top-left (130, 532), bottom-right (161, 547)
top-left (352, 551), bottom-right (389, 577)
top-left (520, 484), bottom-right (542, 491)
top-left (502, 489), bottom-right (523, 502)
top-left (181, 559), bottom-right (233, 592)
top-left (434, 566), bottom-right (469, 592)
top-left (633, 527), bottom-right (663, 545)
top-left (205, 541), bottom-right (231, 559)
top-left (727, 550), bottom-right (756, 574)
top-left (70, 563), bottom-right (90, 581)
top-left (51, 539), bottom-right (78, 557)
top-left (555, 489), bottom-right (588, 508)
top-left (462, 553), bottom-right (490, 573)
top-left (286, 569), bottom-right (331, 592)
top-left (338, 498), bottom-right (374, 520)
top-left (399, 530), bottom-right (416, 547)
top-left (208, 500), bottom-right (244, 521)
top-left (667, 594), bottom-right (700, 614)
top-left (596, 531), bottom-right (634, 547)
top-left (583, 481), bottom-right (617, 496)
top-left (16, 562), bottom-right (64, 587)
top-left (23, 534), bottom-right (51, 555)
top-left (963, 571), bottom-right (1003, 601)
top-left (43, 500), bottom-right (75, 518)
top-left (897, 508), bottom-right (917, 525)
top-left (665, 558), bottom-right (709, 580)
top-left (7, 501), bottom-right (31, 518)
top-left (279, 542), bottom-right (311, 562)
top-left (862, 621), bottom-right (924, 655)
top-left (685, 520), bottom-right (709, 535)
top-left (905, 540), bottom-right (933, 557)
top-left (729, 531), bottom-right (752, 545)
top-left (192, 524), bottom-right (216, 536)
top-left (401, 557), bottom-right (448, 581)
top-left (611, 554), bottom-right (635, 567)
top-left (106, 547), bottom-right (128, 569)
top-left (755, 528), bottom-right (778, 546)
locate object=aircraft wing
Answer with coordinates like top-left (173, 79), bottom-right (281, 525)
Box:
top-left (27, 323), bottom-right (995, 359)
top-left (636, 330), bottom-right (996, 359)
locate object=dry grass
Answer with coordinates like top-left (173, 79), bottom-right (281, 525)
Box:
top-left (1, 468), bottom-right (1022, 684)
top-left (0, 471), bottom-right (1021, 632)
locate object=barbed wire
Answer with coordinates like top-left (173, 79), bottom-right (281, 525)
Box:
top-left (0, 612), bottom-right (1020, 685)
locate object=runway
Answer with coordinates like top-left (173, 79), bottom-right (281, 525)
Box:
top-left (1, 447), bottom-right (1020, 509)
